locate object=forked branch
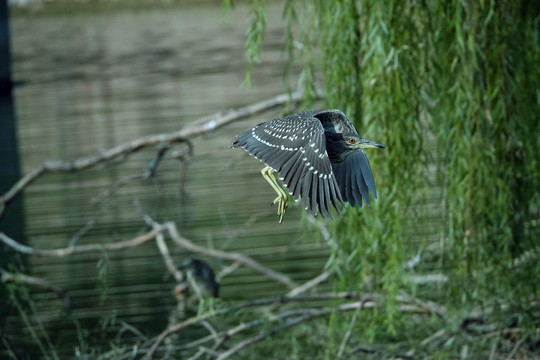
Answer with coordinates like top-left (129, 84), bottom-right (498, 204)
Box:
top-left (0, 89), bottom-right (321, 220)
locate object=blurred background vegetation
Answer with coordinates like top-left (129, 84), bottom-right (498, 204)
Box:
top-left (2, 0), bottom-right (539, 359)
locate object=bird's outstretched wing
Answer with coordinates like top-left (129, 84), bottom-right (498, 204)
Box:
top-left (331, 150), bottom-right (377, 207)
top-left (232, 113), bottom-right (343, 218)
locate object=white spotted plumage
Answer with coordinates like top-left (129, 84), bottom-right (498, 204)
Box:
top-left (232, 109), bottom-right (381, 219)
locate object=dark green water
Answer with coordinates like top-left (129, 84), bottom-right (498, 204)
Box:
top-left (4, 2), bottom-right (331, 357)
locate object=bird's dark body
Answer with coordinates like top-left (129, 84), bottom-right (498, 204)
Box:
top-left (232, 109), bottom-right (383, 218)
top-left (178, 258), bottom-right (219, 298)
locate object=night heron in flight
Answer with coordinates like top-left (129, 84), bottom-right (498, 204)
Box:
top-left (177, 258), bottom-right (219, 299)
top-left (232, 109), bottom-right (385, 222)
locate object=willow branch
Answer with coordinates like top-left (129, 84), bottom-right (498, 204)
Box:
top-left (0, 89), bottom-right (320, 220)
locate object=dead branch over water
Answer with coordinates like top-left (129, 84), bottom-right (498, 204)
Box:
top-left (0, 221), bottom-right (295, 289)
top-left (0, 89), bottom-right (317, 220)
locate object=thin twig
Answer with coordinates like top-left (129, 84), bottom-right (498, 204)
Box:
top-left (349, 345), bottom-right (414, 360)
top-left (187, 347), bottom-right (220, 360)
top-left (92, 143), bottom-right (176, 208)
top-left (400, 291), bottom-right (447, 319)
top-left (407, 273), bottom-right (448, 285)
top-left (201, 321), bottom-right (220, 345)
top-left (306, 213), bottom-right (333, 247)
top-left (139, 209), bottom-right (183, 282)
top-left (156, 229), bottom-right (183, 282)
top-left (286, 268), bottom-right (334, 297)
top-left (144, 143), bottom-right (172, 178)
top-left (216, 261), bottom-right (241, 282)
top-left (420, 328), bottom-right (446, 347)
top-left (143, 291), bottom-right (442, 359)
top-left (215, 313), bottom-right (316, 360)
top-left (164, 222), bottom-right (297, 289)
top-left (145, 293), bottom-right (372, 359)
top-left (186, 348), bottom-right (206, 360)
top-left (0, 227), bottom-right (164, 257)
top-left (337, 300), bottom-right (364, 358)
top-left (0, 268), bottom-right (72, 309)
top-left (67, 212), bottom-right (101, 247)
top-left (505, 334), bottom-right (528, 360)
top-left (90, 174), bottom-right (143, 206)
top-left (115, 321), bottom-right (149, 343)
top-left (216, 298), bottom-right (419, 360)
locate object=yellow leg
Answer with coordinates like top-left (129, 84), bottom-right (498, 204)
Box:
top-left (261, 166), bottom-right (288, 223)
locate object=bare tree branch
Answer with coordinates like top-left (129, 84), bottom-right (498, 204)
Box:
top-left (0, 268), bottom-right (72, 309)
top-left (0, 89), bottom-right (320, 220)
top-left (215, 261), bottom-right (241, 282)
top-left (214, 297), bottom-right (435, 360)
top-left (155, 227), bottom-right (183, 283)
top-left (90, 174), bottom-right (144, 207)
top-left (90, 142), bottom-right (185, 208)
top-left (164, 222), bottom-right (297, 289)
top-left (67, 210), bottom-right (103, 247)
top-left (337, 300), bottom-right (364, 359)
top-left (286, 267), bottom-right (334, 297)
top-left (139, 208), bottom-right (184, 282)
top-left (1, 220), bottom-right (296, 294)
top-left (215, 313), bottom-right (313, 360)
top-left (420, 328), bottom-right (446, 347)
top-left (187, 347), bottom-right (220, 360)
top-left (0, 227), bottom-right (164, 257)
top-left (143, 291), bottom-right (446, 359)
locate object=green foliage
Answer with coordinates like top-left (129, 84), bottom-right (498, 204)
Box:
top-left (4, 283), bottom-right (61, 360)
top-left (426, 1), bottom-right (540, 304)
top-left (97, 248), bottom-right (111, 305)
top-left (235, 0), bottom-right (267, 87)
top-left (237, 0), bottom-right (540, 356)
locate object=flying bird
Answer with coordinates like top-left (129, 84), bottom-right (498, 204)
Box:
top-left (232, 109), bottom-right (385, 222)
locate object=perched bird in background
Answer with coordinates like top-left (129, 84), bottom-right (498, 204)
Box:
top-left (232, 109), bottom-right (386, 222)
top-left (177, 258), bottom-right (219, 299)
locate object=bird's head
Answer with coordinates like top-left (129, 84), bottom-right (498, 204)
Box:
top-left (342, 134), bottom-right (386, 151)
top-left (326, 132), bottom-right (385, 162)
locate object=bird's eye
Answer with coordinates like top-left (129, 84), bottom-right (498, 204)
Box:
top-left (347, 138), bottom-right (356, 144)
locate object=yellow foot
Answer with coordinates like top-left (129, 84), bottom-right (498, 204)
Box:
top-left (261, 166), bottom-right (289, 223)
top-left (272, 195), bottom-right (288, 223)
